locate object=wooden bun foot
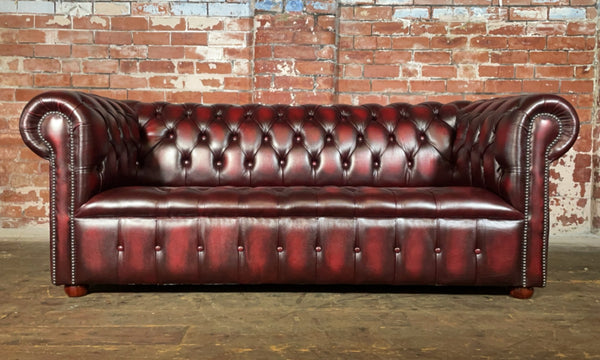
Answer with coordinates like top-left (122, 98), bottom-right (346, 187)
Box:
top-left (64, 285), bottom-right (89, 297)
top-left (509, 287), bottom-right (534, 299)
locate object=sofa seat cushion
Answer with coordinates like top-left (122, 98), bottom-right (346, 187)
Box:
top-left (76, 186), bottom-right (523, 220)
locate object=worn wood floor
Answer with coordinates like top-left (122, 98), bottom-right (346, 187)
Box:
top-left (0, 235), bottom-right (599, 359)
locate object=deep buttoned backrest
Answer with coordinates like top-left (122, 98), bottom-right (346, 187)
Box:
top-left (129, 102), bottom-right (462, 187)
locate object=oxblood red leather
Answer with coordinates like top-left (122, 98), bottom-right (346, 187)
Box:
top-left (20, 91), bottom-right (579, 294)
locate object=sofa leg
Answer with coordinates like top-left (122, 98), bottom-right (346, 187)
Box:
top-left (64, 285), bottom-right (89, 297)
top-left (509, 287), bottom-right (534, 299)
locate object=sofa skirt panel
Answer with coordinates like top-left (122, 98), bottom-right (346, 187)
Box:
top-left (73, 217), bottom-right (524, 287)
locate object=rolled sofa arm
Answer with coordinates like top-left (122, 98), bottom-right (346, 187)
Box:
top-left (20, 91), bottom-right (141, 206)
top-left (20, 91), bottom-right (141, 285)
top-left (451, 94), bottom-right (579, 287)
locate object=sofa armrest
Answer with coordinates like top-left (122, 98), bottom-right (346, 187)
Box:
top-left (20, 91), bottom-right (141, 206)
top-left (452, 94), bottom-right (579, 287)
top-left (20, 91), bottom-right (140, 284)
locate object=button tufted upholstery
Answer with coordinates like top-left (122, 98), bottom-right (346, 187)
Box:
top-left (20, 91), bottom-right (579, 297)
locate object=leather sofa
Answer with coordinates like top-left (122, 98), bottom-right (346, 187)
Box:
top-left (20, 91), bottom-right (579, 298)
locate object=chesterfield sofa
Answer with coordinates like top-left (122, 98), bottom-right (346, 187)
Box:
top-left (20, 91), bottom-right (579, 298)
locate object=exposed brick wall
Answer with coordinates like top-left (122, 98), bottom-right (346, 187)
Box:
top-left (0, 0), bottom-right (597, 236)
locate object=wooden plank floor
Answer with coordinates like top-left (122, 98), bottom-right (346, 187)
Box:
top-left (1, 236), bottom-right (599, 359)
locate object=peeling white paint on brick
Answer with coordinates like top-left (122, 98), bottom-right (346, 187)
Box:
top-left (151, 17), bottom-right (183, 30)
top-left (44, 15), bottom-right (71, 27)
top-left (189, 17), bottom-right (223, 31)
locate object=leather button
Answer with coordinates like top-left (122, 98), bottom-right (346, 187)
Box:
top-left (237, 245), bottom-right (244, 252)
top-left (434, 247), bottom-right (442, 254)
top-left (117, 245), bottom-right (124, 251)
top-left (407, 160), bottom-right (413, 168)
top-left (168, 133), bottom-right (175, 139)
top-left (135, 160), bottom-right (140, 167)
top-left (354, 247), bottom-right (361, 253)
top-left (311, 160), bottom-right (318, 167)
top-left (357, 135), bottom-right (364, 143)
top-left (315, 246), bottom-right (322, 252)
top-left (342, 161), bottom-right (350, 169)
top-left (200, 134), bottom-right (207, 142)
top-left (246, 160), bottom-right (254, 168)
top-left (419, 134), bottom-right (426, 141)
top-left (231, 134), bottom-right (238, 142)
top-left (295, 135), bottom-right (302, 143)
top-left (373, 161), bottom-right (380, 168)
top-left (263, 135), bottom-right (270, 142)
top-left (276, 246), bottom-right (284, 252)
top-left (155, 245), bottom-right (161, 251)
top-left (389, 134), bottom-right (395, 142)
top-left (325, 135), bottom-right (332, 143)
top-left (197, 245), bottom-right (204, 252)
top-left (394, 247), bottom-right (401, 253)
top-left (183, 159), bottom-right (190, 166)
top-left (474, 248), bottom-right (482, 254)
top-left (185, 109), bottom-right (193, 117)
top-left (215, 160), bottom-right (223, 168)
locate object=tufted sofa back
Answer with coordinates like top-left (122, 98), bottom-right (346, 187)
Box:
top-left (126, 102), bottom-right (465, 187)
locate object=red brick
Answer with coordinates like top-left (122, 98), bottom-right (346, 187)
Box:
top-left (575, 66), bottom-right (594, 79)
top-left (355, 94), bottom-right (388, 105)
top-left (148, 46), bottom-right (184, 59)
top-left (57, 30), bottom-right (94, 44)
top-left (523, 80), bottom-right (560, 93)
top-left (23, 58), bottom-right (60, 73)
top-left (110, 45), bottom-right (148, 59)
top-left (515, 65), bottom-right (534, 79)
top-left (509, 7), bottom-right (547, 21)
top-left (255, 91), bottom-right (294, 104)
top-left (150, 17), bottom-right (186, 31)
top-left (95, 31), bottom-right (132, 45)
top-left (422, 65), bottom-right (457, 78)
top-left (110, 75), bottom-right (148, 89)
top-left (343, 64), bottom-right (363, 78)
top-left (177, 61), bottom-right (195, 74)
top-left (392, 37), bottom-right (429, 49)
top-left (371, 80), bottom-right (408, 92)
top-left (529, 51), bottom-right (568, 64)
top-left (339, 22), bottom-right (371, 36)
top-left (296, 61), bottom-right (335, 75)
top-left (34, 15), bottom-right (71, 29)
top-left (449, 22), bottom-right (487, 35)
top-left (364, 65), bottom-right (399, 78)
top-left (547, 36), bottom-right (586, 50)
top-left (430, 36), bottom-right (468, 49)
top-left (34, 74), bottom-right (71, 88)
top-left (273, 45), bottom-right (318, 60)
top-left (224, 77), bottom-right (252, 91)
top-left (410, 80), bottom-right (446, 93)
top-left (72, 45), bottom-right (109, 58)
top-left (316, 76), bottom-right (334, 90)
top-left (353, 6), bottom-right (393, 21)
top-left (447, 80), bottom-right (484, 93)
top-left (567, 22), bottom-right (596, 36)
top-left (490, 51), bottom-right (528, 64)
top-left (452, 51), bottom-right (489, 64)
top-left (172, 32), bottom-right (208, 46)
top-left (507, 36), bottom-right (546, 50)
top-left (411, 22), bottom-right (447, 35)
top-left (17, 29), bottom-right (46, 43)
top-left (354, 37), bottom-right (378, 50)
top-left (479, 65), bottom-right (514, 78)
top-left (133, 32), bottom-right (170, 45)
top-left (569, 52), bottom-right (595, 65)
top-left (295, 92), bottom-right (335, 105)
top-left (0, 15), bottom-right (34, 28)
top-left (535, 66), bottom-right (574, 78)
top-left (203, 91), bottom-right (249, 105)
top-left (139, 60), bottom-right (176, 73)
top-left (196, 62), bottom-right (233, 74)
top-left (484, 80), bottom-right (522, 93)
top-left (371, 22), bottom-right (409, 35)
top-left (274, 76), bottom-right (314, 90)
top-left (35, 44), bottom-right (71, 58)
top-left (127, 90), bottom-right (165, 102)
top-left (73, 16), bottom-right (110, 30)
top-left (255, 30), bottom-right (295, 45)
top-left (338, 79), bottom-right (371, 92)
top-left (72, 74), bottom-right (109, 88)
top-left (470, 36), bottom-right (507, 49)
top-left (414, 51), bottom-right (451, 64)
top-left (224, 47), bottom-right (253, 60)
top-left (111, 17), bottom-right (148, 31)
top-left (488, 24), bottom-right (526, 36)
top-left (149, 76), bottom-right (179, 89)
top-left (339, 51), bottom-right (374, 64)
top-left (82, 60), bottom-right (119, 74)
top-left (0, 44), bottom-right (33, 56)
top-left (293, 31), bottom-right (335, 45)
